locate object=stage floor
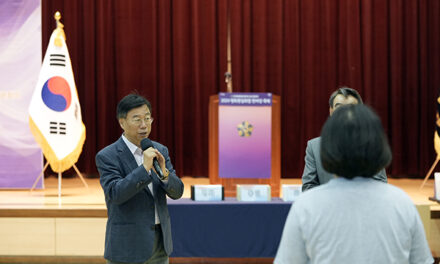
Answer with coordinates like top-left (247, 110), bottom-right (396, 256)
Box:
top-left (0, 177), bottom-right (438, 210)
top-left (0, 177), bottom-right (439, 264)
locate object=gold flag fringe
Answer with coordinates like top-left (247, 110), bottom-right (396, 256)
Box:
top-left (29, 117), bottom-right (86, 173)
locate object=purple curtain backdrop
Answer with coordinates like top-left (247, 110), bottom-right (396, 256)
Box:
top-left (0, 0), bottom-right (43, 188)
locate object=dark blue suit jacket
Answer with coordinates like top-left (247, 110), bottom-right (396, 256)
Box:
top-left (96, 137), bottom-right (184, 263)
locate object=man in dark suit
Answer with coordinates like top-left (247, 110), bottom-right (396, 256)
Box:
top-left (96, 94), bottom-right (184, 264)
top-left (301, 87), bottom-right (387, 191)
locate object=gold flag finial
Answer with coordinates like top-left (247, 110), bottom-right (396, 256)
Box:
top-left (54, 11), bottom-right (66, 47)
top-left (54, 11), bottom-right (61, 23)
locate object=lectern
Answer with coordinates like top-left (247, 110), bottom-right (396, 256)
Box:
top-left (209, 93), bottom-right (281, 197)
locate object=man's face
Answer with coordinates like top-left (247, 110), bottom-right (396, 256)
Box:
top-left (329, 94), bottom-right (359, 115)
top-left (119, 104), bottom-right (152, 147)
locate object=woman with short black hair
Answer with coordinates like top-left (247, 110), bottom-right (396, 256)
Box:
top-left (275, 104), bottom-right (433, 264)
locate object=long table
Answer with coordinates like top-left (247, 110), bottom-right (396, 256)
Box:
top-left (168, 198), bottom-right (292, 258)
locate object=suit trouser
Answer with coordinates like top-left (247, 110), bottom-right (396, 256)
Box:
top-left (106, 225), bottom-right (169, 264)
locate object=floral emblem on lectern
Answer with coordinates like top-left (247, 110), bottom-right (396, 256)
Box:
top-left (237, 121), bottom-right (253, 137)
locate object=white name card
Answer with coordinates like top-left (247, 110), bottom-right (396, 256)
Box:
top-left (236, 185), bottom-right (271, 202)
top-left (282, 184), bottom-right (302, 202)
top-left (191, 185), bottom-right (224, 201)
top-left (435, 173), bottom-right (440, 200)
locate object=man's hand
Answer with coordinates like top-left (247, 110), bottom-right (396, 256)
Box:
top-left (143, 148), bottom-right (168, 180)
top-left (142, 147), bottom-right (157, 171)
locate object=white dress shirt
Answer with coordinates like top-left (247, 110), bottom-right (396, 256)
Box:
top-left (122, 135), bottom-right (160, 224)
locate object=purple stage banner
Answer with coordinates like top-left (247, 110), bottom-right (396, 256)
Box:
top-left (219, 93), bottom-right (272, 179)
top-left (0, 0), bottom-right (43, 188)
top-left (219, 93), bottom-right (272, 106)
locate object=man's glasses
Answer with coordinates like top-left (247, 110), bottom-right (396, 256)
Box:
top-left (130, 116), bottom-right (154, 126)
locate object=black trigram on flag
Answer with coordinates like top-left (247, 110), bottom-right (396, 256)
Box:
top-left (50, 54), bottom-right (66, 67)
top-left (49, 121), bottom-right (66, 135)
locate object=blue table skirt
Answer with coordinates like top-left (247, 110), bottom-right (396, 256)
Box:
top-left (168, 197), bottom-right (292, 258)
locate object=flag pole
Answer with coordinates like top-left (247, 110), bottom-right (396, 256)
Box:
top-left (55, 11), bottom-right (63, 201)
top-left (58, 171), bottom-right (62, 204)
top-left (225, 0), bottom-right (233, 93)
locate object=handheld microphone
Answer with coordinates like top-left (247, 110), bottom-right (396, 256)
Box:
top-left (140, 138), bottom-right (164, 179)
